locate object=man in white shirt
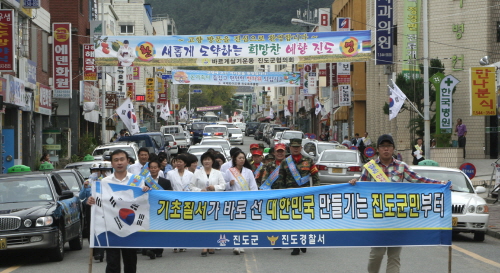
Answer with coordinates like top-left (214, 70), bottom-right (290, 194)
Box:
top-left (128, 148), bottom-right (164, 177)
top-left (87, 149), bottom-right (149, 273)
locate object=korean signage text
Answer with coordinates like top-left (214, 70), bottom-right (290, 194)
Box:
top-left (375, 0), bottom-right (393, 65)
top-left (83, 44), bottom-right (97, 81)
top-left (52, 23), bottom-right (72, 98)
top-left (0, 10), bottom-right (14, 71)
top-left (470, 67), bottom-right (497, 116)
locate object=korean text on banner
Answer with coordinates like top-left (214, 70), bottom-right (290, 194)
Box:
top-left (37, 83), bottom-right (52, 116)
top-left (375, 0), bottom-right (394, 65)
top-left (438, 75), bottom-right (459, 130)
top-left (90, 182), bottom-right (452, 248)
top-left (83, 44), bottom-right (97, 81)
top-left (172, 70), bottom-right (300, 87)
top-left (52, 23), bottom-right (72, 98)
top-left (470, 67), bottom-right (497, 116)
top-left (94, 31), bottom-right (372, 67)
top-left (0, 10), bottom-right (14, 72)
top-left (402, 0), bottom-right (420, 78)
top-left (339, 85), bottom-right (351, 107)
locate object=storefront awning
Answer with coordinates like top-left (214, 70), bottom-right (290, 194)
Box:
top-left (333, 106), bottom-right (349, 121)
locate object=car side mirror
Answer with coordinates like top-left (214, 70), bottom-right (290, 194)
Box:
top-left (59, 190), bottom-right (74, 200)
top-left (475, 186), bottom-right (486, 194)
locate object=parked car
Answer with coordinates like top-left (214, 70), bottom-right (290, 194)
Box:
top-left (254, 123), bottom-right (267, 140)
top-left (0, 169), bottom-right (84, 261)
top-left (302, 140), bottom-right (346, 162)
top-left (266, 126), bottom-right (290, 145)
top-left (161, 125), bottom-right (190, 153)
top-left (190, 122), bottom-right (210, 145)
top-left (64, 160), bottom-right (108, 179)
top-left (116, 134), bottom-right (159, 154)
top-left (228, 128), bottom-right (244, 145)
top-left (92, 142), bottom-right (139, 161)
top-left (202, 125), bottom-right (230, 141)
top-left (315, 149), bottom-right (364, 184)
top-left (278, 130), bottom-right (307, 149)
top-left (263, 124), bottom-right (280, 144)
top-left (163, 134), bottom-right (178, 155)
top-left (245, 122), bottom-right (260, 136)
top-left (270, 132), bottom-right (283, 149)
top-left (411, 166), bottom-right (489, 242)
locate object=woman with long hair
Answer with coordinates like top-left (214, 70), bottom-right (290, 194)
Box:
top-left (189, 152), bottom-right (226, 256)
top-left (224, 150), bottom-right (257, 255)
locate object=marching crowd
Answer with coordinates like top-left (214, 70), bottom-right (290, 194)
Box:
top-left (83, 134), bottom-right (446, 273)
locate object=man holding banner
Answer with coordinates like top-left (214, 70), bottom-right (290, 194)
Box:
top-left (87, 149), bottom-right (150, 273)
top-left (276, 139), bottom-right (320, 255)
top-left (348, 134), bottom-right (444, 273)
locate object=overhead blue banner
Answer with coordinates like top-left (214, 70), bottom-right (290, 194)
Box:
top-left (94, 31), bottom-right (372, 67)
top-left (90, 182), bottom-right (452, 248)
top-left (171, 69), bottom-right (300, 87)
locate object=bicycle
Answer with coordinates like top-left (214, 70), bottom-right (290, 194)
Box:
top-left (488, 157), bottom-right (500, 203)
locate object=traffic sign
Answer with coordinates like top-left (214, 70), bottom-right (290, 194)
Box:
top-left (192, 89), bottom-right (202, 93)
top-left (364, 147), bottom-right (375, 158)
top-left (460, 163), bottom-right (476, 179)
top-left (161, 74), bottom-right (172, 80)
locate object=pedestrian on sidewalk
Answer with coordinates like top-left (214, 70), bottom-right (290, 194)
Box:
top-left (412, 138), bottom-right (425, 165)
top-left (455, 118), bottom-right (467, 158)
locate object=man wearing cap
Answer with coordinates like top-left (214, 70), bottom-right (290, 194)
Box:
top-left (250, 149), bottom-right (264, 180)
top-left (348, 134), bottom-right (444, 273)
top-left (276, 139), bottom-right (319, 256)
top-left (117, 39), bottom-right (135, 66)
top-left (247, 143), bottom-right (260, 163)
top-left (259, 143), bottom-right (286, 189)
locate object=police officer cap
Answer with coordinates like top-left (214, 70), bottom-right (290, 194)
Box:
top-left (90, 163), bottom-right (101, 170)
top-left (290, 138), bottom-right (302, 147)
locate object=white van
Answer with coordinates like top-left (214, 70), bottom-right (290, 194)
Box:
top-left (160, 125), bottom-right (190, 152)
top-left (202, 125), bottom-right (229, 141)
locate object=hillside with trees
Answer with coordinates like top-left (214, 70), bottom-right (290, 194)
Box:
top-left (146, 0), bottom-right (333, 35)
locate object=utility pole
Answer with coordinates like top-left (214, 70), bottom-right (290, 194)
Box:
top-left (100, 0), bottom-right (106, 144)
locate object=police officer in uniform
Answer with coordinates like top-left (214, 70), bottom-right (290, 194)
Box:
top-left (275, 139), bottom-right (319, 255)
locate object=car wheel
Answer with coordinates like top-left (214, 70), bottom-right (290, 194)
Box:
top-left (49, 226), bottom-right (65, 261)
top-left (69, 223), bottom-right (84, 250)
top-left (473, 231), bottom-right (485, 242)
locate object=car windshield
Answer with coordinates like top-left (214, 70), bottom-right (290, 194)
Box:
top-left (204, 127), bottom-right (227, 134)
top-left (57, 172), bottom-right (81, 192)
top-left (148, 135), bottom-right (163, 148)
top-left (282, 132), bottom-right (304, 139)
top-left (0, 177), bottom-right (53, 203)
top-left (201, 116), bottom-right (218, 123)
top-left (201, 140), bottom-right (230, 150)
top-left (188, 146), bottom-right (224, 154)
top-left (228, 128), bottom-right (242, 134)
top-left (413, 169), bottom-right (474, 193)
top-left (65, 162), bottom-right (94, 178)
top-left (93, 147), bottom-right (136, 160)
top-left (192, 123), bottom-right (208, 130)
top-left (163, 127), bottom-right (185, 140)
top-left (320, 151), bottom-right (358, 163)
top-left (274, 132), bottom-right (283, 138)
top-left (317, 143), bottom-right (340, 154)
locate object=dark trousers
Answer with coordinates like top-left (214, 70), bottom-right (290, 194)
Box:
top-left (458, 136), bottom-right (466, 158)
top-left (106, 248), bottom-right (137, 273)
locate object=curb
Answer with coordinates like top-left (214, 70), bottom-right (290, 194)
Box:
top-left (486, 229), bottom-right (500, 240)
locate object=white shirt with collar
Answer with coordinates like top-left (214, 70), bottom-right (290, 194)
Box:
top-left (224, 167), bottom-right (258, 191)
top-left (128, 161), bottom-right (163, 177)
top-left (189, 168), bottom-right (226, 192)
top-left (166, 168), bottom-right (194, 191)
top-left (101, 171), bottom-right (144, 187)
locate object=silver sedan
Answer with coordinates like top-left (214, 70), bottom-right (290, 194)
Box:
top-left (315, 149), bottom-right (364, 184)
top-left (228, 128), bottom-right (244, 145)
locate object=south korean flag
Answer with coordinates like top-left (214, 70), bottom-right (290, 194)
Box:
top-left (91, 181), bottom-right (150, 247)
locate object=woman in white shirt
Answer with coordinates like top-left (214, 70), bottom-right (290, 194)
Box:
top-left (224, 150), bottom-right (258, 255)
top-left (166, 154), bottom-right (193, 192)
top-left (189, 152), bottom-right (226, 257)
top-left (165, 154), bottom-right (193, 253)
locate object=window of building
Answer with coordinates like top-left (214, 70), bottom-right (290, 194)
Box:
top-left (42, 31), bottom-right (48, 72)
top-left (120, 25), bottom-right (134, 34)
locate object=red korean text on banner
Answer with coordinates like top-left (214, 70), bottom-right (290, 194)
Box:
top-left (52, 23), bottom-right (72, 98)
top-left (0, 10), bottom-right (14, 71)
top-left (83, 44), bottom-right (97, 81)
